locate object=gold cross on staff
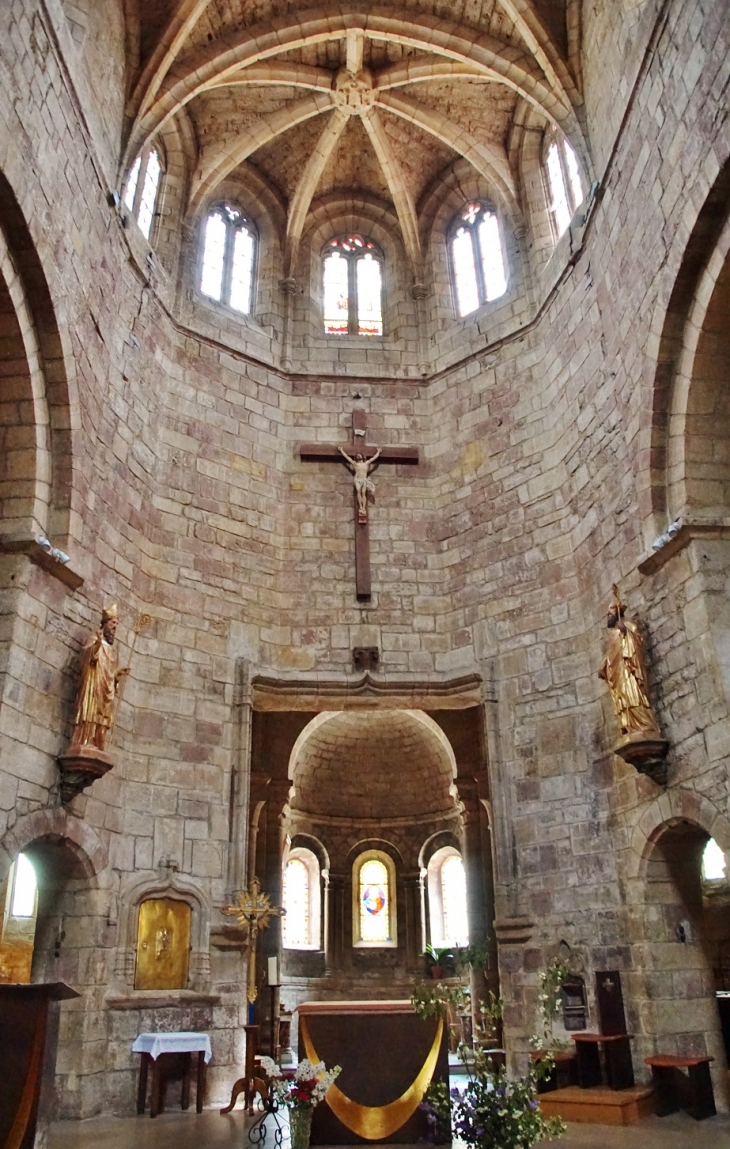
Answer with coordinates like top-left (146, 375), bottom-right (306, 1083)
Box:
top-left (221, 877), bottom-right (283, 1003)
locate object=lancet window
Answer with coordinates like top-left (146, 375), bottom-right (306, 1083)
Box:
top-left (702, 837), bottom-right (727, 882)
top-left (9, 853), bottom-right (37, 918)
top-left (199, 204), bottom-right (257, 315)
top-left (282, 847), bottom-right (320, 950)
top-left (544, 127), bottom-right (584, 239)
top-left (352, 850), bottom-right (396, 947)
top-left (427, 846), bottom-right (469, 948)
top-left (123, 145), bottom-right (163, 241)
top-left (449, 202), bottom-right (507, 317)
top-left (323, 235), bottom-right (383, 336)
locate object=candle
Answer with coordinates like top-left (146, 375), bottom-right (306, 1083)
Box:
top-left (268, 956), bottom-right (278, 985)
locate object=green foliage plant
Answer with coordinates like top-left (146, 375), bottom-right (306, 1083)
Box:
top-left (531, 956), bottom-right (572, 1052)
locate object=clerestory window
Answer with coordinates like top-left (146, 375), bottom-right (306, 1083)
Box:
top-left (123, 145), bottom-right (163, 241)
top-left (200, 204), bottom-right (257, 315)
top-left (282, 847), bottom-right (321, 950)
top-left (427, 846), bottom-right (469, 948)
top-left (544, 127), bottom-right (584, 240)
top-left (449, 202), bottom-right (507, 318)
top-left (323, 235), bottom-right (383, 336)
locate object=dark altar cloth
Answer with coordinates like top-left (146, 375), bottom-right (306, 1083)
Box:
top-left (297, 1000), bottom-right (448, 1144)
top-left (0, 982), bottom-right (79, 1149)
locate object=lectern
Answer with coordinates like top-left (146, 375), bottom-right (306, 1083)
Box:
top-left (0, 982), bottom-right (79, 1149)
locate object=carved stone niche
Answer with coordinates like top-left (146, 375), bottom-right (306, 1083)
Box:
top-left (107, 871), bottom-right (219, 1009)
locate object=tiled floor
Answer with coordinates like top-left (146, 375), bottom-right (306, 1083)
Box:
top-left (47, 1109), bottom-right (730, 1148)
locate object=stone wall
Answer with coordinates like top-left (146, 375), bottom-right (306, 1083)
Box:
top-left (0, 0), bottom-right (728, 1118)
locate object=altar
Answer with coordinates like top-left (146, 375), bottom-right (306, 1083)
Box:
top-left (297, 1000), bottom-right (448, 1144)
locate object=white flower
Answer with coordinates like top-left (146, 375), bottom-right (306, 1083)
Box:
top-left (259, 1056), bottom-right (283, 1079)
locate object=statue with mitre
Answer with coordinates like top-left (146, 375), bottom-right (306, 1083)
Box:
top-left (69, 603), bottom-right (129, 751)
top-left (59, 604), bottom-right (149, 801)
top-left (598, 585), bottom-right (667, 777)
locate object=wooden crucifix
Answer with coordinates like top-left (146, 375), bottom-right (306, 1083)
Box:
top-left (300, 409), bottom-right (419, 600)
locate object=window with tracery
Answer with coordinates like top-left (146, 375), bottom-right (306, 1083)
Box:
top-left (282, 847), bottom-right (320, 950)
top-left (702, 837), bottom-right (727, 882)
top-left (124, 145), bottom-right (163, 241)
top-left (352, 850), bottom-right (396, 947)
top-left (544, 127), bottom-right (584, 240)
top-left (200, 204), bottom-right (257, 315)
top-left (449, 202), bottom-right (507, 317)
top-left (323, 235), bottom-right (383, 336)
top-left (427, 846), bottom-right (469, 948)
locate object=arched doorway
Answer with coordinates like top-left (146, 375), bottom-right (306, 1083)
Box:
top-left (633, 816), bottom-right (730, 1110)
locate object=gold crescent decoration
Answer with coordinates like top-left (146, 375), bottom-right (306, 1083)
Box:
top-left (299, 1015), bottom-right (444, 1140)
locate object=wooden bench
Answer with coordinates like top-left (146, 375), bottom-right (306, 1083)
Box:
top-left (645, 1054), bottom-right (716, 1120)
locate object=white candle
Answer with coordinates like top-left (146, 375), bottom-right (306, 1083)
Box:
top-left (268, 956), bottom-right (278, 985)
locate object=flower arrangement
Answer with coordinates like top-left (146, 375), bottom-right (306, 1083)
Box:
top-left (258, 1057), bottom-right (341, 1110)
top-left (531, 956), bottom-right (572, 1051)
top-left (421, 1045), bottom-right (565, 1149)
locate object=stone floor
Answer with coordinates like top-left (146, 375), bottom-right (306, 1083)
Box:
top-left (47, 1109), bottom-right (730, 1148)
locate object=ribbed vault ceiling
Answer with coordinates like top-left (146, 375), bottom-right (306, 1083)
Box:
top-left (124, 0), bottom-right (582, 278)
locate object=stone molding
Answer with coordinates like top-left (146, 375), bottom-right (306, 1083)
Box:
top-left (251, 670), bottom-right (483, 711)
top-left (493, 916), bottom-right (534, 945)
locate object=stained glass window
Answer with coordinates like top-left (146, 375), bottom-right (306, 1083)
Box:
top-left (10, 853), bottom-right (37, 918)
top-left (703, 838), bottom-right (726, 882)
top-left (359, 857), bottom-right (390, 943)
top-left (440, 855), bottom-right (469, 947)
top-left (545, 128), bottom-right (584, 240)
top-left (123, 147), bottom-right (162, 241)
top-left (200, 204), bottom-right (257, 315)
top-left (450, 202), bottom-right (507, 317)
top-left (283, 858), bottom-right (310, 947)
top-left (323, 235), bottom-right (383, 336)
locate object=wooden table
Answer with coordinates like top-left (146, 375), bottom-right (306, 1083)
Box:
top-left (646, 1054), bottom-right (716, 1120)
top-left (133, 1032), bottom-right (211, 1117)
top-left (572, 1032), bottom-right (634, 1090)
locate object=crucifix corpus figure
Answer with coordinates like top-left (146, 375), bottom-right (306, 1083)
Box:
top-left (338, 444), bottom-right (382, 523)
top-left (299, 409), bottom-right (419, 600)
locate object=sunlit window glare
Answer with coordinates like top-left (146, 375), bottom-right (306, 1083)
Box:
top-left (547, 141), bottom-right (572, 237)
top-left (11, 853), bottom-right (37, 917)
top-left (123, 156), bottom-right (141, 213)
top-left (478, 214), bottom-right (507, 301)
top-left (323, 235), bottom-right (383, 335)
top-left (703, 838), bottom-right (726, 882)
top-left (137, 149), bottom-right (161, 239)
top-left (452, 227), bottom-right (480, 317)
top-left (229, 226), bottom-right (255, 314)
top-left (441, 855), bottom-right (469, 947)
top-left (201, 211), bottom-right (226, 301)
top-left (356, 253), bottom-right (383, 335)
top-left (451, 202), bottom-right (507, 317)
top-left (564, 140), bottom-right (583, 211)
top-left (359, 858), bottom-right (390, 943)
top-left (282, 858), bottom-right (310, 947)
top-left (323, 251), bottom-right (350, 334)
top-left (200, 205), bottom-right (256, 315)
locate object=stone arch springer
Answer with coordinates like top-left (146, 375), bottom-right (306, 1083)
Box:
top-left (0, 808), bottom-right (108, 886)
top-left (625, 787), bottom-right (730, 885)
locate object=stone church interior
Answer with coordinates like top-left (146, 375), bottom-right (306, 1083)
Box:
top-left (0, 0), bottom-right (729, 1145)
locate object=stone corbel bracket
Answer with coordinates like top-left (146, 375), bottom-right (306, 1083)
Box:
top-left (638, 519), bottom-right (730, 576)
top-left (0, 533), bottom-right (83, 590)
top-left (493, 916), bottom-right (534, 945)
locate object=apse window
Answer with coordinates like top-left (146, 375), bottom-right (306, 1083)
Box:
top-left (282, 847), bottom-right (320, 950)
top-left (449, 202), bottom-right (507, 318)
top-left (702, 837), bottom-right (727, 882)
top-left (323, 235), bottom-right (383, 336)
top-left (200, 204), bottom-right (257, 315)
top-left (10, 853), bottom-right (37, 917)
top-left (427, 846), bottom-right (469, 948)
top-left (353, 850), bottom-right (396, 947)
top-left (544, 126), bottom-right (584, 240)
top-left (123, 145), bottom-right (163, 241)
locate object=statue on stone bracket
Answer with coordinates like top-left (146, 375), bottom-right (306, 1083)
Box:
top-left (598, 585), bottom-right (668, 780)
top-left (58, 605), bottom-right (150, 803)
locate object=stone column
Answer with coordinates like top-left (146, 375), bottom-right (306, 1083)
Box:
top-left (327, 873), bottom-right (347, 973)
top-left (461, 778), bottom-right (499, 1004)
top-left (404, 872), bottom-right (425, 973)
top-left (227, 659), bottom-right (253, 898)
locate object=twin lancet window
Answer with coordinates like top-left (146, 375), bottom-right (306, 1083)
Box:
top-left (544, 127), bottom-right (584, 239)
top-left (123, 146), bottom-right (162, 240)
top-left (449, 202), bottom-right (508, 318)
top-left (323, 235), bottom-right (384, 336)
top-left (200, 204), bottom-right (257, 315)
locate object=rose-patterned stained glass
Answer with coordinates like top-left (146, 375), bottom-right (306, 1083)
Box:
top-left (450, 202), bottom-right (507, 317)
top-left (359, 858), bottom-right (390, 943)
top-left (282, 857), bottom-right (310, 947)
top-left (322, 235), bottom-right (383, 335)
top-left (440, 855), bottom-right (468, 947)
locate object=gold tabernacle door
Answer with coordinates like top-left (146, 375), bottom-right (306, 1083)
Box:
top-left (135, 898), bottom-right (191, 990)
top-left (296, 1006), bottom-right (446, 1139)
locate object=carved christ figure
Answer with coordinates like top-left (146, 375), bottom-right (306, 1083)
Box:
top-left (338, 445), bottom-right (382, 522)
top-left (70, 604), bottom-right (130, 751)
top-left (598, 588), bottom-right (660, 737)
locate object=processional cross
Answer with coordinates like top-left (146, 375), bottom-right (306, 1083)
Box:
top-left (300, 409), bottom-right (419, 599)
top-left (222, 877), bottom-right (283, 1004)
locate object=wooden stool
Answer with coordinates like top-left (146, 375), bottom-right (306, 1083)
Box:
top-left (572, 1033), bottom-right (634, 1090)
top-left (645, 1055), bottom-right (716, 1120)
top-left (531, 1050), bottom-right (578, 1093)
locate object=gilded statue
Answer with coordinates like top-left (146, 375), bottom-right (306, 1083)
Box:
top-left (69, 604), bottom-right (130, 751)
top-left (338, 445), bottom-right (382, 522)
top-left (598, 585), bottom-right (660, 738)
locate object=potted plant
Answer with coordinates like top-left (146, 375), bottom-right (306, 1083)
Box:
top-left (259, 1056), bottom-right (341, 1149)
top-left (421, 1044), bottom-right (566, 1149)
top-left (424, 943), bottom-right (456, 978)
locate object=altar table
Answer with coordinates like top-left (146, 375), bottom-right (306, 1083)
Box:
top-left (297, 1000), bottom-right (448, 1144)
top-left (132, 1031), bottom-right (212, 1117)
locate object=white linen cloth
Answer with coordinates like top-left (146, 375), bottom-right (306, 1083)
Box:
top-left (132, 1032), bottom-right (212, 1063)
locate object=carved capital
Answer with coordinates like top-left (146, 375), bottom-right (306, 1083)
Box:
top-left (279, 277), bottom-right (297, 294)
